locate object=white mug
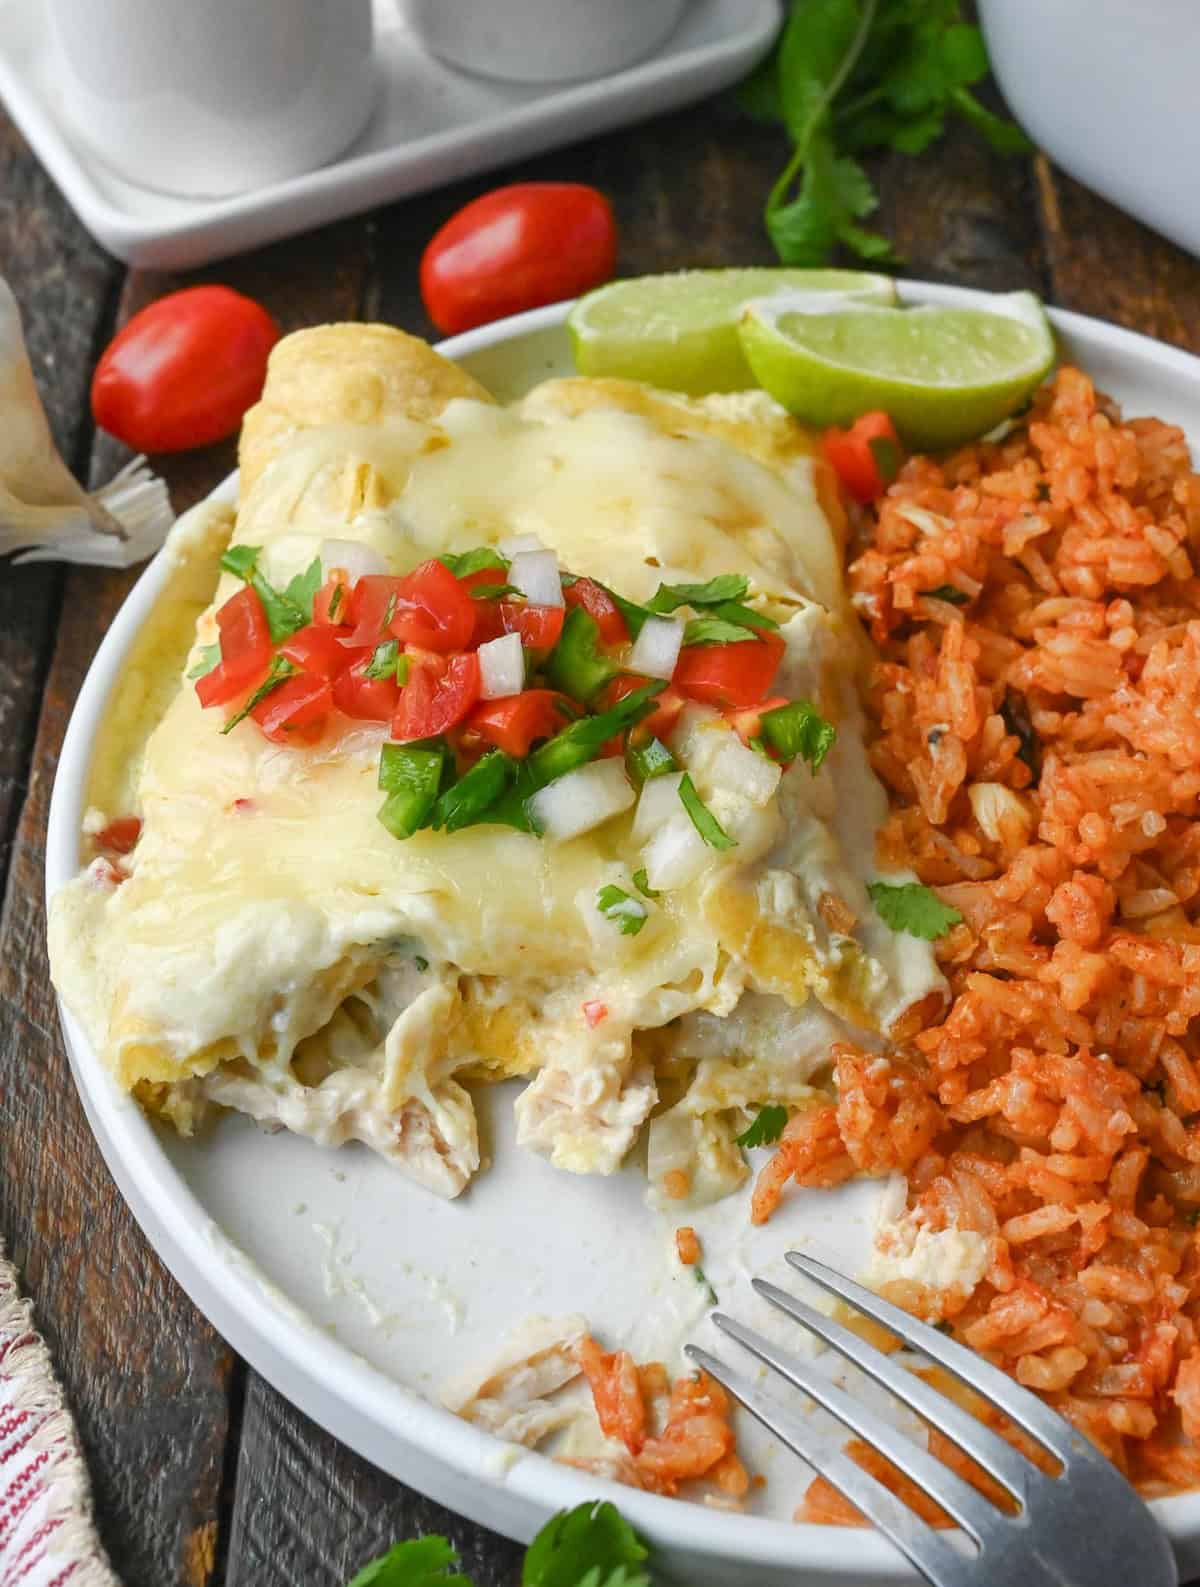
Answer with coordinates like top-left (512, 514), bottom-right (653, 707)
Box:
top-left (46, 0), bottom-right (375, 198)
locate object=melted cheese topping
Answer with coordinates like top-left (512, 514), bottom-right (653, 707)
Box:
top-left (49, 366), bottom-right (944, 1198)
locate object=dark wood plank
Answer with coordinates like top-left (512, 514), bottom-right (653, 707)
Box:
top-left (1035, 153), bottom-right (1200, 354)
top-left (0, 109), bottom-right (237, 1587)
top-left (225, 1378), bottom-right (524, 1587)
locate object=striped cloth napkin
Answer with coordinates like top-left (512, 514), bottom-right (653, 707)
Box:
top-left (0, 1241), bottom-right (119, 1587)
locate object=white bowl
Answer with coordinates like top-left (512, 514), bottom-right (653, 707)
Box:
top-left (978, 0), bottom-right (1200, 258)
top-left (400, 0), bottom-right (687, 85)
top-left (46, 289), bottom-right (1200, 1584)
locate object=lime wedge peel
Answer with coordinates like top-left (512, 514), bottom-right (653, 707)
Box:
top-left (568, 268), bottom-right (898, 396)
top-left (736, 290), bottom-right (1056, 451)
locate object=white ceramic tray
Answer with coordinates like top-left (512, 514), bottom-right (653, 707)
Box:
top-left (0, 0), bottom-right (779, 271)
top-left (46, 289), bottom-right (1200, 1585)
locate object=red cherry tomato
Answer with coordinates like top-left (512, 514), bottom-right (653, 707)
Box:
top-left (821, 411), bottom-right (903, 504)
top-left (564, 577), bottom-right (627, 646)
top-left (195, 587), bottom-right (272, 707)
top-left (389, 559), bottom-right (478, 654)
top-left (604, 674), bottom-right (686, 742)
top-left (501, 602), bottom-right (565, 650)
top-left (93, 817), bottom-right (142, 855)
top-left (420, 183), bottom-right (617, 336)
top-left (251, 674), bottom-right (333, 744)
top-left (332, 655), bottom-right (402, 722)
top-left (392, 653), bottom-right (481, 742)
top-left (91, 285), bottom-right (279, 453)
top-left (280, 623), bottom-right (351, 678)
top-left (343, 575), bottom-right (406, 648)
top-left (468, 689), bottom-right (567, 758)
top-left (672, 635), bottom-right (785, 710)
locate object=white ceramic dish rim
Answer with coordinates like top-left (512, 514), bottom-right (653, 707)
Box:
top-left (44, 285), bottom-right (1200, 1577)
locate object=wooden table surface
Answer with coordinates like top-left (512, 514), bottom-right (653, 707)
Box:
top-left (6, 71), bottom-right (1200, 1587)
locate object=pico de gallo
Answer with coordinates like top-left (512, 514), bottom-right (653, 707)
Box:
top-left (192, 539), bottom-right (836, 851)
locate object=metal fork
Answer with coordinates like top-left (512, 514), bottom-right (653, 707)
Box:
top-left (686, 1253), bottom-right (1178, 1587)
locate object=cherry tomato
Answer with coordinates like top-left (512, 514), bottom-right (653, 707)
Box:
top-left (673, 635), bottom-right (785, 710)
top-left (251, 674), bottom-right (333, 744)
top-left (392, 653), bottom-right (481, 742)
top-left (91, 285), bottom-right (279, 453)
top-left (468, 689), bottom-right (567, 757)
top-left (332, 656), bottom-right (401, 722)
top-left (343, 575), bottom-right (406, 648)
top-left (93, 817), bottom-right (141, 855)
top-left (313, 575), bottom-right (351, 627)
top-left (280, 623), bottom-right (351, 678)
top-left (604, 674), bottom-right (686, 742)
top-left (195, 587), bottom-right (272, 707)
top-left (420, 183), bottom-right (617, 336)
top-left (501, 601), bottom-right (565, 650)
top-left (564, 577), bottom-right (627, 646)
top-left (389, 559), bottom-right (477, 653)
top-left (821, 411), bottom-right (903, 505)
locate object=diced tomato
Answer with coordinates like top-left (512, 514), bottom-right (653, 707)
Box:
top-left (196, 586), bottom-right (272, 707)
top-left (502, 601), bottom-right (564, 650)
top-left (251, 674), bottom-right (333, 743)
top-left (821, 411), bottom-right (903, 505)
top-left (582, 1000), bottom-right (609, 1029)
top-left (389, 559), bottom-right (477, 654)
top-left (280, 623), bottom-right (352, 678)
top-left (673, 635), bottom-right (785, 710)
top-left (463, 568), bottom-right (510, 645)
top-left (564, 577), bottom-right (627, 645)
top-left (93, 816), bottom-right (141, 855)
top-left (467, 689), bottom-right (566, 758)
top-left (343, 574), bottom-right (406, 648)
top-left (604, 674), bottom-right (686, 742)
top-left (727, 696), bottom-right (789, 747)
top-left (332, 655), bottom-right (402, 722)
top-left (313, 574), bottom-right (351, 627)
top-left (392, 652), bottom-right (481, 742)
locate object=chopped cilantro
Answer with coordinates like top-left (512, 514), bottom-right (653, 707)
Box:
top-left (678, 774), bottom-right (735, 851)
top-left (868, 434), bottom-right (901, 485)
top-left (922, 584), bottom-right (970, 606)
top-left (760, 699), bottom-right (836, 773)
top-left (220, 655), bottom-right (298, 735)
top-left (735, 1103), bottom-right (788, 1149)
top-left (522, 1502), bottom-right (651, 1587)
top-left (596, 884), bottom-right (648, 936)
top-left (471, 583), bottom-right (524, 601)
top-left (709, 598), bottom-right (779, 632)
top-left (682, 616), bottom-right (761, 648)
top-left (413, 956), bottom-right (429, 973)
top-left (648, 574), bottom-right (749, 613)
top-left (187, 643), bottom-right (221, 680)
top-left (219, 542), bottom-right (310, 643)
top-left (327, 582), bottom-right (347, 622)
top-left (364, 640), bottom-right (409, 683)
top-left (867, 880), bottom-right (963, 940)
top-left (346, 1535), bottom-right (473, 1587)
top-left (438, 547), bottom-right (508, 578)
top-left (694, 1265), bottom-right (719, 1307)
top-left (632, 868), bottom-right (660, 900)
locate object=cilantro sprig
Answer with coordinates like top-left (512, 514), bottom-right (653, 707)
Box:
top-left (739, 0), bottom-right (1031, 266)
top-left (736, 1103), bottom-right (789, 1149)
top-left (868, 879), bottom-right (963, 939)
top-left (220, 543), bottom-right (322, 644)
top-left (346, 1503), bottom-right (651, 1587)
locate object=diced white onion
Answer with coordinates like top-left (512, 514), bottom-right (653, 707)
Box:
top-left (632, 770), bottom-right (684, 844)
top-left (477, 632), bottom-right (524, 700)
top-left (509, 549), bottom-right (564, 608)
top-left (319, 537), bottom-right (386, 582)
top-left (708, 734), bottom-right (783, 807)
top-left (628, 614), bottom-right (684, 680)
top-left (642, 812), bottom-right (709, 891)
top-left (529, 760), bottom-right (635, 843)
top-left (499, 532), bottom-right (546, 556)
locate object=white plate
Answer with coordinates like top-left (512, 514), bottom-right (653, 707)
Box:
top-left (0, 0), bottom-right (778, 270)
top-left (46, 287), bottom-right (1200, 1586)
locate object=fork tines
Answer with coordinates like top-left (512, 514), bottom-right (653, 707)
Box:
top-left (685, 1252), bottom-right (1178, 1587)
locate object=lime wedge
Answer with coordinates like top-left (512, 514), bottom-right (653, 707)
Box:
top-left (737, 291), bottom-right (1056, 450)
top-left (568, 269), bottom-right (897, 395)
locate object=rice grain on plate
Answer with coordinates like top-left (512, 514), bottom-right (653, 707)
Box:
top-left (760, 366), bottom-right (1200, 1493)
